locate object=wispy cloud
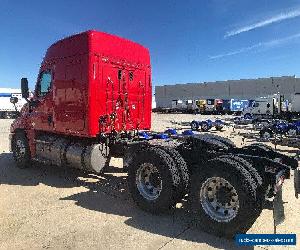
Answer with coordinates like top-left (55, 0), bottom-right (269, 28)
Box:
top-left (210, 33), bottom-right (300, 59)
top-left (225, 8), bottom-right (300, 38)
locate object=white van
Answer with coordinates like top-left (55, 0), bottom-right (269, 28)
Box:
top-left (0, 88), bottom-right (27, 118)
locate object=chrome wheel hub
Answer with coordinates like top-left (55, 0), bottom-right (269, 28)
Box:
top-left (136, 163), bottom-right (162, 201)
top-left (200, 177), bottom-right (239, 222)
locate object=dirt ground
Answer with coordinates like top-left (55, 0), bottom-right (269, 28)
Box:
top-left (0, 113), bottom-right (299, 250)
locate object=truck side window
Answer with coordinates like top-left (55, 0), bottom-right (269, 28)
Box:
top-left (37, 71), bottom-right (52, 97)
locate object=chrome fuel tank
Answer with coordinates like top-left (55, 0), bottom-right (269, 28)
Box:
top-left (35, 135), bottom-right (108, 173)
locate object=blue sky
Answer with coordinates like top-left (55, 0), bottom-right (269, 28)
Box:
top-left (1, 0), bottom-right (300, 90)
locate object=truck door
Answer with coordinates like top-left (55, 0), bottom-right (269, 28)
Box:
top-left (54, 62), bottom-right (85, 133)
top-left (30, 70), bottom-right (54, 131)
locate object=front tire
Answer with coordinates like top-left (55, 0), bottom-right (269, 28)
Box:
top-left (11, 131), bottom-right (31, 168)
top-left (190, 157), bottom-right (260, 238)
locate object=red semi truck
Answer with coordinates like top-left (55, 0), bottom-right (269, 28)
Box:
top-left (9, 30), bottom-right (299, 238)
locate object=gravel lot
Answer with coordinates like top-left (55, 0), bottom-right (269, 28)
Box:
top-left (0, 114), bottom-right (299, 249)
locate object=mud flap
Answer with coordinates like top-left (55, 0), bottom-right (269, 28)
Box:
top-left (294, 167), bottom-right (300, 199)
top-left (273, 188), bottom-right (285, 233)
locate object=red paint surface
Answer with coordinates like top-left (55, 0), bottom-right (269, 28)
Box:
top-left (11, 30), bottom-right (152, 142)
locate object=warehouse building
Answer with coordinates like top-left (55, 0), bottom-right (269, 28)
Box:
top-left (155, 76), bottom-right (300, 108)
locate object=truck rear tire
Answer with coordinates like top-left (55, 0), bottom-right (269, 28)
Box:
top-left (160, 147), bottom-right (189, 202)
top-left (245, 143), bottom-right (273, 152)
top-left (218, 155), bottom-right (263, 190)
top-left (127, 146), bottom-right (181, 214)
top-left (190, 157), bottom-right (260, 238)
top-left (207, 134), bottom-right (235, 148)
top-left (12, 131), bottom-right (31, 169)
